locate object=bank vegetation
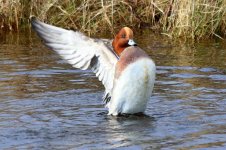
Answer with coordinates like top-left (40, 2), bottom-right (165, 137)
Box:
top-left (0, 0), bottom-right (226, 39)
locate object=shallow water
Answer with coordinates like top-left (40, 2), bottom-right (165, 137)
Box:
top-left (0, 31), bottom-right (226, 149)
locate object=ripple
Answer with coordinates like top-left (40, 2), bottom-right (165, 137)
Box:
top-left (209, 74), bottom-right (226, 81)
top-left (170, 73), bottom-right (206, 79)
top-left (199, 67), bottom-right (217, 73)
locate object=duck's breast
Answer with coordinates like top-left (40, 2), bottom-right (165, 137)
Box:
top-left (108, 47), bottom-right (156, 115)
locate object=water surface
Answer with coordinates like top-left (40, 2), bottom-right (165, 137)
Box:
top-left (0, 31), bottom-right (226, 149)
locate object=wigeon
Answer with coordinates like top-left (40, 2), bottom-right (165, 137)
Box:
top-left (31, 17), bottom-right (156, 116)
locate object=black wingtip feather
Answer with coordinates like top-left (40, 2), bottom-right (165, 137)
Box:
top-left (30, 16), bottom-right (40, 33)
top-left (30, 16), bottom-right (38, 27)
top-left (29, 16), bottom-right (36, 21)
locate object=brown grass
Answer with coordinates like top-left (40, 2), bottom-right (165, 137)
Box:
top-left (0, 0), bottom-right (225, 39)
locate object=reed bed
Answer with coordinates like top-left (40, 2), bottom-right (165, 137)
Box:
top-left (0, 0), bottom-right (225, 39)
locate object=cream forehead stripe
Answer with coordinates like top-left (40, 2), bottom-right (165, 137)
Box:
top-left (123, 27), bottom-right (133, 37)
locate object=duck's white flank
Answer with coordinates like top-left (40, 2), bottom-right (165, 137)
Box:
top-left (107, 58), bottom-right (156, 116)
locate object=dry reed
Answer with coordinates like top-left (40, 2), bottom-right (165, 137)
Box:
top-left (0, 0), bottom-right (225, 39)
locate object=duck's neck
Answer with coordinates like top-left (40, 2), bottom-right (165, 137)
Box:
top-left (115, 46), bottom-right (125, 56)
top-left (113, 41), bottom-right (128, 57)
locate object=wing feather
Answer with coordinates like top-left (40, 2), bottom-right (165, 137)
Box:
top-left (31, 17), bottom-right (118, 102)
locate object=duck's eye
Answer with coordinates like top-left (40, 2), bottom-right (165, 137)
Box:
top-left (121, 34), bottom-right (126, 38)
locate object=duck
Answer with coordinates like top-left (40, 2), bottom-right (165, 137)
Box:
top-left (31, 16), bottom-right (156, 116)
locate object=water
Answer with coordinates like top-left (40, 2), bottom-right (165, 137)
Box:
top-left (0, 31), bottom-right (226, 149)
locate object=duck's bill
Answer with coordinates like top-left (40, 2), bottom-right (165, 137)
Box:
top-left (128, 39), bottom-right (137, 46)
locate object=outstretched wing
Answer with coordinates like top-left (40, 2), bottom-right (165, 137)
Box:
top-left (31, 17), bottom-right (118, 103)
